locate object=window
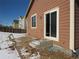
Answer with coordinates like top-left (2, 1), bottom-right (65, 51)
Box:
top-left (44, 7), bottom-right (59, 41)
top-left (31, 14), bottom-right (36, 28)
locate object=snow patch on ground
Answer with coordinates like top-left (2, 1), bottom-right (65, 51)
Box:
top-left (0, 48), bottom-right (21, 59)
top-left (0, 32), bottom-right (25, 59)
top-left (0, 32), bottom-right (25, 42)
top-left (0, 32), bottom-right (41, 59)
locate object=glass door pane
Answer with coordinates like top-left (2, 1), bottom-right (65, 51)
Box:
top-left (51, 11), bottom-right (57, 37)
top-left (46, 13), bottom-right (50, 36)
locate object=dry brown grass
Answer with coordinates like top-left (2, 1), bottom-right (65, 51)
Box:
top-left (16, 37), bottom-right (77, 59)
top-left (40, 52), bottom-right (75, 59)
top-left (16, 37), bottom-right (32, 48)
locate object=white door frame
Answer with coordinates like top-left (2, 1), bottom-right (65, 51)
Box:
top-left (70, 0), bottom-right (75, 52)
top-left (44, 7), bottom-right (59, 41)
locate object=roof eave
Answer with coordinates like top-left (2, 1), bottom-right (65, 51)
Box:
top-left (24, 0), bottom-right (34, 19)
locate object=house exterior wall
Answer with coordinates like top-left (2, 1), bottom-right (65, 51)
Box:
top-left (75, 2), bottom-right (79, 49)
top-left (26, 0), bottom-right (70, 49)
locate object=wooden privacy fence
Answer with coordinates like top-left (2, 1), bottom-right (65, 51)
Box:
top-left (0, 26), bottom-right (26, 33)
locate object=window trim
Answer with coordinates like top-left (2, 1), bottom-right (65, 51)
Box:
top-left (44, 7), bottom-right (59, 41)
top-left (31, 13), bottom-right (37, 28)
top-left (70, 0), bottom-right (75, 52)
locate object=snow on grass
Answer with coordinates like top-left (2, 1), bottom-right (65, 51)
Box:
top-left (0, 32), bottom-right (41, 59)
top-left (0, 31), bottom-right (25, 42)
top-left (0, 40), bottom-right (21, 59)
top-left (0, 48), bottom-right (21, 59)
top-left (0, 32), bottom-right (25, 59)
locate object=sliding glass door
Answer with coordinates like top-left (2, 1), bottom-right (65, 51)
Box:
top-left (51, 11), bottom-right (57, 37)
top-left (46, 13), bottom-right (50, 36)
top-left (45, 11), bottom-right (57, 37)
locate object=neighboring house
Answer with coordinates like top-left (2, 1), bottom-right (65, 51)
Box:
top-left (12, 16), bottom-right (26, 29)
top-left (12, 20), bottom-right (19, 29)
top-left (18, 16), bottom-right (26, 29)
top-left (25, 0), bottom-right (79, 52)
